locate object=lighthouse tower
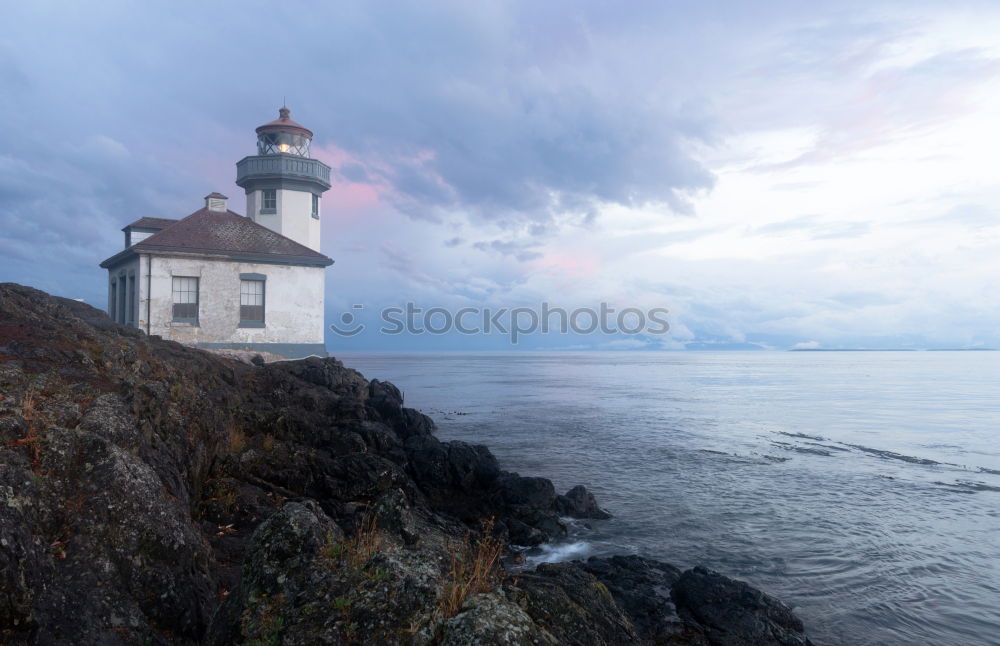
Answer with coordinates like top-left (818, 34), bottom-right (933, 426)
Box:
top-left (236, 107), bottom-right (332, 252)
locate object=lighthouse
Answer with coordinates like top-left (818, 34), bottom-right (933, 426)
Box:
top-left (100, 107), bottom-right (333, 359)
top-left (236, 107), bottom-right (332, 252)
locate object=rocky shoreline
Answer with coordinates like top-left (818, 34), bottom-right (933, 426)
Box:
top-left (0, 283), bottom-right (814, 645)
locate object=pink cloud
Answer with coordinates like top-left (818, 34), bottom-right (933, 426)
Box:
top-left (532, 251), bottom-right (601, 280)
top-left (328, 180), bottom-right (381, 210)
top-left (311, 142), bottom-right (392, 215)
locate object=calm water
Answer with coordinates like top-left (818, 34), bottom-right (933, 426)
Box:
top-left (337, 351), bottom-right (1000, 646)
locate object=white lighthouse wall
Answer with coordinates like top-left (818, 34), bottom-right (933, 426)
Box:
top-left (246, 191), bottom-right (259, 223)
top-left (245, 188), bottom-right (321, 252)
top-left (246, 189), bottom-right (280, 237)
top-left (142, 255), bottom-right (326, 350)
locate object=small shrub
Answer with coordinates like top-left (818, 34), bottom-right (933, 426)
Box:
top-left (201, 478), bottom-right (238, 511)
top-left (240, 593), bottom-right (285, 646)
top-left (333, 594), bottom-right (356, 642)
top-left (368, 566), bottom-right (390, 582)
top-left (50, 540), bottom-right (68, 560)
top-left (321, 537), bottom-right (345, 562)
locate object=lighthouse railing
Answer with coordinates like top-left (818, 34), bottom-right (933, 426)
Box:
top-left (236, 154), bottom-right (332, 187)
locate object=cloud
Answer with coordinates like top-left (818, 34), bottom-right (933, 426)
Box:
top-left (906, 203), bottom-right (999, 230)
top-left (749, 44), bottom-right (1000, 171)
top-left (472, 239), bottom-right (544, 262)
top-left (600, 338), bottom-right (653, 350)
top-left (313, 14), bottom-right (718, 227)
top-left (829, 291), bottom-right (894, 308)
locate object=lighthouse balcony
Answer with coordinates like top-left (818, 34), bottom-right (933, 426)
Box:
top-left (236, 154), bottom-right (332, 191)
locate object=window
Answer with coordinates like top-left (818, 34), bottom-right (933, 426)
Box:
top-left (240, 279), bottom-right (265, 326)
top-left (256, 133), bottom-right (310, 157)
top-left (261, 189), bottom-right (277, 214)
top-left (172, 277), bottom-right (199, 322)
top-left (311, 194), bottom-right (319, 219)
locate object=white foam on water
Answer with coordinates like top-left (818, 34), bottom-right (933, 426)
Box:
top-left (522, 541), bottom-right (592, 567)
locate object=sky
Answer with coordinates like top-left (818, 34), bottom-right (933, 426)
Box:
top-left (2, 0), bottom-right (999, 350)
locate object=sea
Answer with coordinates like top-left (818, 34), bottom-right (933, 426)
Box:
top-left (337, 351), bottom-right (1000, 646)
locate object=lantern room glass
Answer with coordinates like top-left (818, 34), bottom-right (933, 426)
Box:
top-left (257, 132), bottom-right (311, 157)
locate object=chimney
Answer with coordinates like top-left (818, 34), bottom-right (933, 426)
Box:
top-left (205, 192), bottom-right (228, 212)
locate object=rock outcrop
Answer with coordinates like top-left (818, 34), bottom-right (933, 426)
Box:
top-left (0, 283), bottom-right (813, 645)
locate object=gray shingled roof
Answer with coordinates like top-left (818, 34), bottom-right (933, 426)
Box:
top-left (101, 209), bottom-right (333, 268)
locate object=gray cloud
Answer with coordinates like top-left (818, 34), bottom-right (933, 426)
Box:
top-left (338, 163), bottom-right (371, 184)
top-left (472, 239), bottom-right (544, 262)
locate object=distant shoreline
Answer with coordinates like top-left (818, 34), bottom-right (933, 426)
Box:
top-left (790, 348), bottom-right (996, 352)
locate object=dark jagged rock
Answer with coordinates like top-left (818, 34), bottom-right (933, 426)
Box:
top-left (406, 436), bottom-right (501, 493)
top-left (507, 558), bottom-right (814, 646)
top-left (506, 561), bottom-right (640, 644)
top-left (368, 378), bottom-right (405, 427)
top-left (502, 516), bottom-right (547, 547)
top-left (556, 484), bottom-right (612, 519)
top-left (438, 593), bottom-right (559, 646)
top-left (672, 566), bottom-right (814, 646)
top-left (496, 474), bottom-right (557, 509)
top-left (400, 407), bottom-right (437, 439)
top-left (0, 282), bottom-right (815, 645)
top-left (580, 555), bottom-right (706, 644)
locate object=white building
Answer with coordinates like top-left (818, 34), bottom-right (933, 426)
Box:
top-left (100, 107), bottom-right (334, 358)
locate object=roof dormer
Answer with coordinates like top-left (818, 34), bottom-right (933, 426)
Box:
top-left (205, 192), bottom-right (228, 212)
top-left (122, 217), bottom-right (179, 248)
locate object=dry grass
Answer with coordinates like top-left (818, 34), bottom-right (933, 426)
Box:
top-left (229, 425), bottom-right (247, 453)
top-left (437, 519), bottom-right (506, 619)
top-left (11, 383), bottom-right (44, 470)
top-left (322, 511), bottom-right (387, 571)
top-left (19, 385), bottom-right (38, 423)
top-left (345, 512), bottom-right (386, 569)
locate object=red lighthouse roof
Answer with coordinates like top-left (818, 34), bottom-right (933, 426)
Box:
top-left (254, 106), bottom-right (313, 139)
